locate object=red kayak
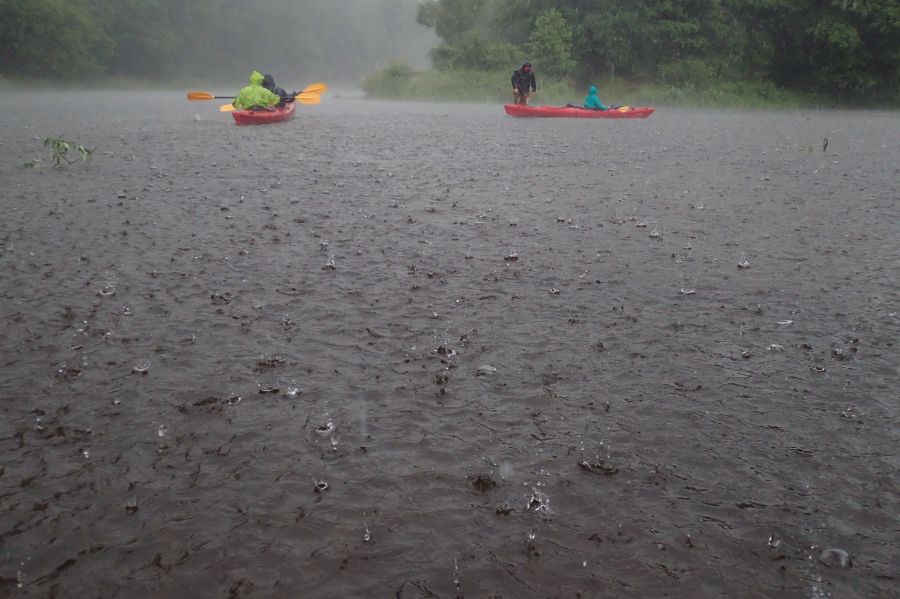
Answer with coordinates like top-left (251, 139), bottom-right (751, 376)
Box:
top-left (505, 104), bottom-right (655, 119)
top-left (232, 102), bottom-right (296, 126)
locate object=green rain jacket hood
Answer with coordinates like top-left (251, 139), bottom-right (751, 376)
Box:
top-left (233, 70), bottom-right (281, 110)
top-left (583, 86), bottom-right (608, 110)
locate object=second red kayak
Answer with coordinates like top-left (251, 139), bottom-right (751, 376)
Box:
top-left (505, 104), bottom-right (655, 119)
top-left (232, 102), bottom-right (296, 126)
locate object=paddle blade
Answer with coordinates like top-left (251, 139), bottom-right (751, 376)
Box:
top-left (219, 104), bottom-right (235, 112)
top-left (296, 93), bottom-right (321, 105)
top-left (187, 92), bottom-right (215, 101)
top-left (300, 82), bottom-right (328, 94)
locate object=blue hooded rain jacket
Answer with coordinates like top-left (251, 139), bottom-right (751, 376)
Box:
top-left (583, 86), bottom-right (608, 110)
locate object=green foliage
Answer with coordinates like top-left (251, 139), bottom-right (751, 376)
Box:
top-left (361, 62), bottom-right (839, 108)
top-left (0, 0), bottom-right (435, 81)
top-left (43, 137), bottom-right (94, 168)
top-left (656, 59), bottom-right (719, 86)
top-left (416, 0), bottom-right (490, 45)
top-left (429, 32), bottom-right (520, 71)
top-left (361, 61), bottom-right (418, 97)
top-left (0, 0), bottom-right (113, 78)
top-left (528, 9), bottom-right (575, 78)
top-left (417, 0), bottom-right (900, 102)
top-left (2, 0), bottom-right (897, 103)
top-left (734, 0), bottom-right (900, 97)
top-left (596, 77), bottom-right (835, 109)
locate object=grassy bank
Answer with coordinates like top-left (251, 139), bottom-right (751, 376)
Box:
top-left (362, 65), bottom-right (575, 104)
top-left (362, 64), bottom-right (886, 109)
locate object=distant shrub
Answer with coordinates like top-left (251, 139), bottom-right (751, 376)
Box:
top-left (362, 67), bottom-right (578, 104)
top-left (361, 60), bottom-right (417, 97)
top-left (656, 59), bottom-right (719, 86)
top-left (618, 79), bottom-right (834, 108)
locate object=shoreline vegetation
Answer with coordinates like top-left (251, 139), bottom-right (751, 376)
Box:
top-left (3, 1), bottom-right (897, 110)
top-left (361, 63), bottom-right (897, 110)
top-left (3, 70), bottom-right (895, 111)
top-left (378, 0), bottom-right (900, 110)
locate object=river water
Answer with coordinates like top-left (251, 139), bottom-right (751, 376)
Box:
top-left (0, 91), bottom-right (897, 598)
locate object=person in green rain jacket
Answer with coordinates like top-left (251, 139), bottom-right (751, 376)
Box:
top-left (583, 85), bottom-right (608, 110)
top-left (233, 71), bottom-right (281, 110)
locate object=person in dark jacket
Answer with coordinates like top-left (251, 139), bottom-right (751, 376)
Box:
top-left (262, 73), bottom-right (296, 105)
top-left (511, 62), bottom-right (536, 105)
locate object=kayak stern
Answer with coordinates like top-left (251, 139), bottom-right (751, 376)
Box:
top-left (232, 102), bottom-right (297, 125)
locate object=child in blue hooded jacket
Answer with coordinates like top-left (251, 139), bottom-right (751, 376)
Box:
top-left (583, 86), bottom-right (608, 110)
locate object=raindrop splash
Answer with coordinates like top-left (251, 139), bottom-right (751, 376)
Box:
top-left (133, 360), bottom-right (151, 374)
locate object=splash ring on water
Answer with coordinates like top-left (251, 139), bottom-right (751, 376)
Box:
top-left (315, 422), bottom-right (336, 436)
top-left (133, 360), bottom-right (151, 374)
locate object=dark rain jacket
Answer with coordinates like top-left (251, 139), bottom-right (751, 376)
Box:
top-left (511, 67), bottom-right (536, 93)
top-left (262, 74), bottom-right (293, 102)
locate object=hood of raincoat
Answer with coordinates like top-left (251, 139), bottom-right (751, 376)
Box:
top-left (583, 85), bottom-right (607, 109)
top-left (249, 71), bottom-right (265, 86)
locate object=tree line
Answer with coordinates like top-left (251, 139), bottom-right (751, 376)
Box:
top-left (416, 0), bottom-right (900, 99)
top-left (0, 0), bottom-right (433, 81)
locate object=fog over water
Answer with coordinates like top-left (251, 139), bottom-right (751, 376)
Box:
top-left (1, 0), bottom-right (437, 87)
top-left (226, 0), bottom-right (438, 85)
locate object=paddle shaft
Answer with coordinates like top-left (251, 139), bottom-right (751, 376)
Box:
top-left (188, 83), bottom-right (326, 103)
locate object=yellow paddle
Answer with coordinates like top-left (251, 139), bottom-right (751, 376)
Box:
top-left (187, 82), bottom-right (328, 102)
top-left (219, 92), bottom-right (320, 112)
top-left (298, 82), bottom-right (328, 94)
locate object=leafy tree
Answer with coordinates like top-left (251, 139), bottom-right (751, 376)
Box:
top-left (735, 0), bottom-right (900, 96)
top-left (429, 31), bottom-right (519, 70)
top-left (101, 0), bottom-right (179, 77)
top-left (0, 0), bottom-right (112, 78)
top-left (528, 9), bottom-right (575, 77)
top-left (1, 0), bottom-right (435, 81)
top-left (417, 0), bottom-right (490, 45)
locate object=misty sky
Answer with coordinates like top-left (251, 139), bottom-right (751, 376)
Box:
top-left (216, 0), bottom-right (439, 86)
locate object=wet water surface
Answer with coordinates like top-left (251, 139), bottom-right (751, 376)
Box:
top-left (0, 92), bottom-right (897, 598)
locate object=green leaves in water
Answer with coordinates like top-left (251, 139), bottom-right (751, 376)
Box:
top-left (43, 137), bottom-right (94, 168)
